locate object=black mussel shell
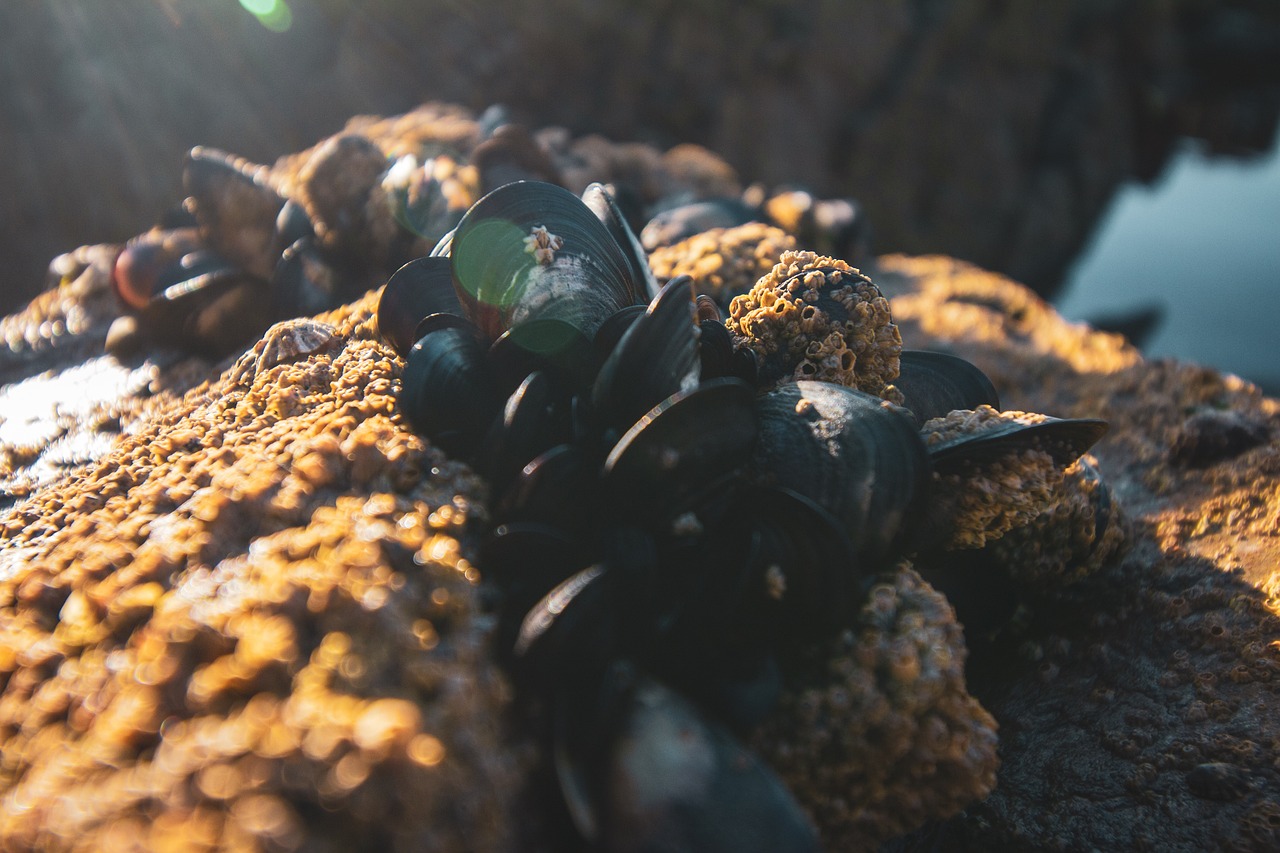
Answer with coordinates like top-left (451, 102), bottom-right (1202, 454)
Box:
top-left (928, 416), bottom-right (1110, 471)
top-left (753, 381), bottom-right (931, 568)
top-left (1078, 455), bottom-right (1113, 543)
top-left (183, 146), bottom-right (286, 282)
top-left (695, 294), bottom-right (722, 325)
top-left (400, 315), bottom-right (503, 458)
top-left (480, 521), bottom-right (592, 602)
top-left (553, 665), bottom-right (820, 852)
top-left (496, 443), bottom-right (598, 537)
top-left (482, 371), bottom-right (570, 502)
top-left (512, 564), bottom-right (621, 690)
top-left (592, 276), bottom-right (700, 438)
top-left (472, 124), bottom-right (562, 193)
top-left (377, 256), bottom-right (462, 358)
top-left (450, 181), bottom-right (642, 342)
top-left (895, 349), bottom-right (1001, 426)
top-left (737, 487), bottom-right (865, 641)
top-left (270, 236), bottom-right (371, 321)
top-left (111, 229), bottom-right (209, 310)
top-left (274, 199), bottom-right (315, 249)
top-left (592, 304), bottom-right (647, 364)
top-left (764, 190), bottom-right (870, 262)
top-left (655, 486), bottom-right (859, 661)
top-left (582, 182), bottom-right (660, 303)
top-left (430, 228), bottom-right (454, 258)
top-left (488, 318), bottom-right (597, 396)
top-left (601, 378), bottom-right (758, 527)
top-left (137, 263), bottom-right (271, 358)
top-left (639, 197), bottom-right (761, 250)
top-left (697, 318), bottom-right (736, 380)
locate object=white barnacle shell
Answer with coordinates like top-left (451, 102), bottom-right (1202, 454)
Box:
top-left (523, 225), bottom-right (564, 266)
top-left (231, 318), bottom-right (338, 385)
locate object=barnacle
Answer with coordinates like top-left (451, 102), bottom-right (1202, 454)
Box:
top-left (753, 565), bottom-right (1000, 849)
top-left (727, 250), bottom-right (902, 397)
top-left (648, 222), bottom-right (796, 305)
top-left (987, 454), bottom-right (1128, 590)
top-left (924, 406), bottom-right (1065, 550)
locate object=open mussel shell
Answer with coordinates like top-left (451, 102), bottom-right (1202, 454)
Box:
top-left (601, 378), bottom-right (758, 526)
top-left (582, 182), bottom-right (660, 302)
top-left (553, 665), bottom-right (820, 852)
top-left (895, 349), bottom-right (1001, 426)
top-left (753, 381), bottom-right (931, 567)
top-left (592, 276), bottom-right (700, 438)
top-left (183, 146), bottom-right (286, 281)
top-left (377, 256), bottom-right (462, 357)
top-left (928, 416), bottom-right (1110, 471)
top-left (399, 314), bottom-right (503, 459)
top-left (449, 180), bottom-right (643, 342)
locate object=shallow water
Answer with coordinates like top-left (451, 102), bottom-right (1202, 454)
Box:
top-left (1055, 134), bottom-right (1280, 393)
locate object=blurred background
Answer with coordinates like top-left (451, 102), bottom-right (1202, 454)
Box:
top-left (2, 0), bottom-right (1278, 387)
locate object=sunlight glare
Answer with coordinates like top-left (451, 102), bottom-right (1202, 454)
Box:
top-left (238, 0), bottom-right (293, 33)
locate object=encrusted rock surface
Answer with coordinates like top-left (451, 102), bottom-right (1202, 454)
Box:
top-left (0, 293), bottom-right (527, 852)
top-left (877, 255), bottom-right (1280, 852)
top-left (1, 117), bottom-right (1278, 851)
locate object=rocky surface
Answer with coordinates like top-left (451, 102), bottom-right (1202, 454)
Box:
top-left (878, 255), bottom-right (1280, 852)
top-left (1, 108), bottom-right (1278, 850)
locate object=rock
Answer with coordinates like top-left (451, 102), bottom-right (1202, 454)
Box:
top-left (876, 254), bottom-right (1280, 853)
top-left (1, 112), bottom-right (1279, 853)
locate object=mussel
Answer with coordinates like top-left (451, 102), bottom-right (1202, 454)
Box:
top-left (372, 176), bottom-right (1121, 852)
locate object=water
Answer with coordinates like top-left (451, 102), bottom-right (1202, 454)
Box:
top-left (1055, 134), bottom-right (1280, 393)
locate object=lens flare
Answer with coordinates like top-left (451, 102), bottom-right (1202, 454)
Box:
top-left (239, 0), bottom-right (292, 33)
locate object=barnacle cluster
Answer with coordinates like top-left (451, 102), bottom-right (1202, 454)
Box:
top-left (753, 566), bottom-right (999, 849)
top-left (923, 406), bottom-right (1063, 550)
top-left (648, 222), bottom-right (796, 304)
top-left (727, 249), bottom-right (902, 397)
top-left (987, 454), bottom-right (1127, 590)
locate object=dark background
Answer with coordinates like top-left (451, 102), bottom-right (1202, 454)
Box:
top-left (2, 0), bottom-right (1277, 314)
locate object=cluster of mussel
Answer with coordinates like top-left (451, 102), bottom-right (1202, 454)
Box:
top-left (104, 117), bottom-right (504, 358)
top-left (376, 179), bottom-right (1111, 850)
top-left (101, 102), bottom-right (870, 368)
